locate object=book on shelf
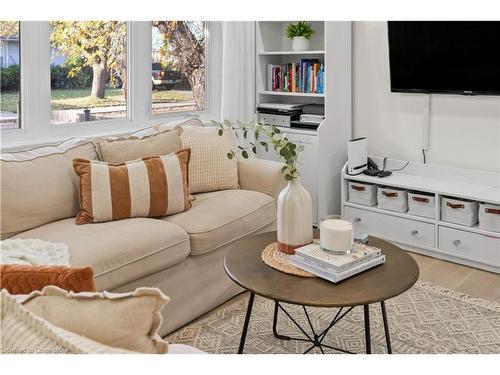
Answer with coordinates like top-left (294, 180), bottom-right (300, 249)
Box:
top-left (267, 59), bottom-right (324, 94)
top-left (290, 254), bottom-right (386, 283)
top-left (294, 243), bottom-right (381, 272)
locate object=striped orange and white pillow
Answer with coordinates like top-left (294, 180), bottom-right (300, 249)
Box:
top-left (73, 149), bottom-right (191, 224)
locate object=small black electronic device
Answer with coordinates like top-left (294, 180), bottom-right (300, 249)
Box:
top-left (377, 170), bottom-right (393, 178)
top-left (364, 157), bottom-right (380, 176)
top-left (363, 157), bottom-right (393, 178)
top-left (364, 168), bottom-right (380, 176)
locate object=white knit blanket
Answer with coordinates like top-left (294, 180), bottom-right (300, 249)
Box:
top-left (0, 239), bottom-right (70, 266)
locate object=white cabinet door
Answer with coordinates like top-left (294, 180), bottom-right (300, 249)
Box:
top-left (438, 226), bottom-right (500, 267)
top-left (344, 206), bottom-right (436, 248)
top-left (256, 128), bottom-right (319, 224)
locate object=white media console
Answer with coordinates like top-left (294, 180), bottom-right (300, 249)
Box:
top-left (341, 157), bottom-right (500, 274)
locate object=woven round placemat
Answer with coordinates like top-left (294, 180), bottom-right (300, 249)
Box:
top-left (261, 242), bottom-right (316, 278)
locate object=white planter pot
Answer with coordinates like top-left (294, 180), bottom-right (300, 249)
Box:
top-left (292, 36), bottom-right (310, 51)
top-left (277, 179), bottom-right (313, 254)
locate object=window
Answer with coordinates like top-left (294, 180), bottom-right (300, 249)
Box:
top-left (0, 21), bottom-right (20, 131)
top-left (151, 21), bottom-right (206, 115)
top-left (49, 21), bottom-right (127, 124)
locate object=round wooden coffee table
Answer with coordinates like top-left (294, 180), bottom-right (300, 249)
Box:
top-left (224, 231), bottom-right (419, 354)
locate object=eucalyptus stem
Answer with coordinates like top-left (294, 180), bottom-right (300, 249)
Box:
top-left (213, 120), bottom-right (304, 181)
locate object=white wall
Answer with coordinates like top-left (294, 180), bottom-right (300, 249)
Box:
top-left (353, 21), bottom-right (500, 173)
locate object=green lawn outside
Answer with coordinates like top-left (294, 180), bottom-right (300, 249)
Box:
top-left (1, 88), bottom-right (194, 113)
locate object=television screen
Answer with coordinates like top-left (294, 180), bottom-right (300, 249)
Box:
top-left (388, 21), bottom-right (500, 95)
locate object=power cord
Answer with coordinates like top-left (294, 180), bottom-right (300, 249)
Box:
top-left (387, 160), bottom-right (410, 172)
top-left (422, 149), bottom-right (427, 164)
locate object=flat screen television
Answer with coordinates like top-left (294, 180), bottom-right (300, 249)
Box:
top-left (387, 21), bottom-right (500, 96)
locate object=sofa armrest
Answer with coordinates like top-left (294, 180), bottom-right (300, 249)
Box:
top-left (238, 158), bottom-right (287, 201)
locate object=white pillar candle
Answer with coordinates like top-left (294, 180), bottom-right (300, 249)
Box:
top-left (320, 219), bottom-right (353, 253)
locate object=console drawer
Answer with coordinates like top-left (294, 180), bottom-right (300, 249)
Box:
top-left (438, 226), bottom-right (500, 267)
top-left (345, 206), bottom-right (435, 248)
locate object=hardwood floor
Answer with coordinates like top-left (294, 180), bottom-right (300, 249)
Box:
top-left (407, 251), bottom-right (500, 303)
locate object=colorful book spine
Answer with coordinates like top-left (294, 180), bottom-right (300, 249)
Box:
top-left (267, 59), bottom-right (323, 94)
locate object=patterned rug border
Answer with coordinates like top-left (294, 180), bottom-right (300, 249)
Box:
top-left (415, 280), bottom-right (500, 311)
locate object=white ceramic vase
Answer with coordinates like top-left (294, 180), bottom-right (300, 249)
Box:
top-left (277, 178), bottom-right (313, 254)
top-left (292, 36), bottom-right (310, 51)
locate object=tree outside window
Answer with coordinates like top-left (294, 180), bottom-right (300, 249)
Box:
top-left (151, 21), bottom-right (206, 115)
top-left (49, 21), bottom-right (127, 124)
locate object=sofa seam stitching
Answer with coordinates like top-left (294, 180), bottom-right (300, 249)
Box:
top-left (93, 237), bottom-right (190, 278)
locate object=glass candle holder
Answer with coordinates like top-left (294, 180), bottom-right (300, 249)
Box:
top-left (319, 215), bottom-right (353, 255)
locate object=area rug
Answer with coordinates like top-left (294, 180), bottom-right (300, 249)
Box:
top-left (166, 281), bottom-right (500, 354)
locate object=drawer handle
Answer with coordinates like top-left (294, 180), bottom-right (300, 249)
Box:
top-left (351, 185), bottom-right (366, 191)
top-left (453, 239), bottom-right (461, 247)
top-left (447, 202), bottom-right (465, 209)
top-left (382, 191), bottom-right (398, 198)
top-left (411, 230), bottom-right (418, 236)
top-left (412, 197), bottom-right (429, 203)
top-left (485, 208), bottom-right (500, 215)
top-left (353, 217), bottom-right (362, 223)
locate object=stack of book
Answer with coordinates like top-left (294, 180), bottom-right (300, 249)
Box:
top-left (289, 243), bottom-right (385, 283)
top-left (267, 59), bottom-right (324, 94)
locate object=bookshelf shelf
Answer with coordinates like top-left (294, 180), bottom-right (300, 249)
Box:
top-left (255, 22), bottom-right (352, 224)
top-left (259, 91), bottom-right (325, 98)
top-left (257, 50), bottom-right (325, 55)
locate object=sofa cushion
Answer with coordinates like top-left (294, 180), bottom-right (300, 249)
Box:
top-left (165, 189), bottom-right (276, 255)
top-left (1, 289), bottom-right (134, 354)
top-left (170, 126), bottom-right (239, 194)
top-left (73, 150), bottom-right (191, 224)
top-left (13, 218), bottom-right (190, 290)
top-left (97, 128), bottom-right (182, 164)
top-left (1, 138), bottom-right (99, 239)
top-left (22, 286), bottom-right (169, 354)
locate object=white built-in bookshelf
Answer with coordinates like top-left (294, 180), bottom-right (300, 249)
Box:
top-left (255, 22), bottom-right (352, 224)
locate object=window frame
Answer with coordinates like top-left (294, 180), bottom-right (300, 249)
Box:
top-left (1, 21), bottom-right (221, 151)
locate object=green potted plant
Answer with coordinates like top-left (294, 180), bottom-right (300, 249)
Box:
top-left (286, 21), bottom-right (315, 51)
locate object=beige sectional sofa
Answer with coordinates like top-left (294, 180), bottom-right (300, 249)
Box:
top-left (1, 131), bottom-right (286, 336)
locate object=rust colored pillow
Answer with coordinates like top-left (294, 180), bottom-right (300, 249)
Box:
top-left (0, 265), bottom-right (96, 294)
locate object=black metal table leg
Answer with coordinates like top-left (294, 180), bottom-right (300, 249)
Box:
top-left (273, 300), bottom-right (291, 340)
top-left (364, 304), bottom-right (371, 354)
top-left (238, 292), bottom-right (255, 354)
top-left (380, 301), bottom-right (392, 354)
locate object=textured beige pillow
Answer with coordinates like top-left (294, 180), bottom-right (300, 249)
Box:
top-left (22, 286), bottom-right (170, 354)
top-left (174, 126), bottom-right (239, 194)
top-left (0, 139), bottom-right (99, 239)
top-left (1, 289), bottom-right (134, 354)
top-left (98, 128), bottom-right (181, 164)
